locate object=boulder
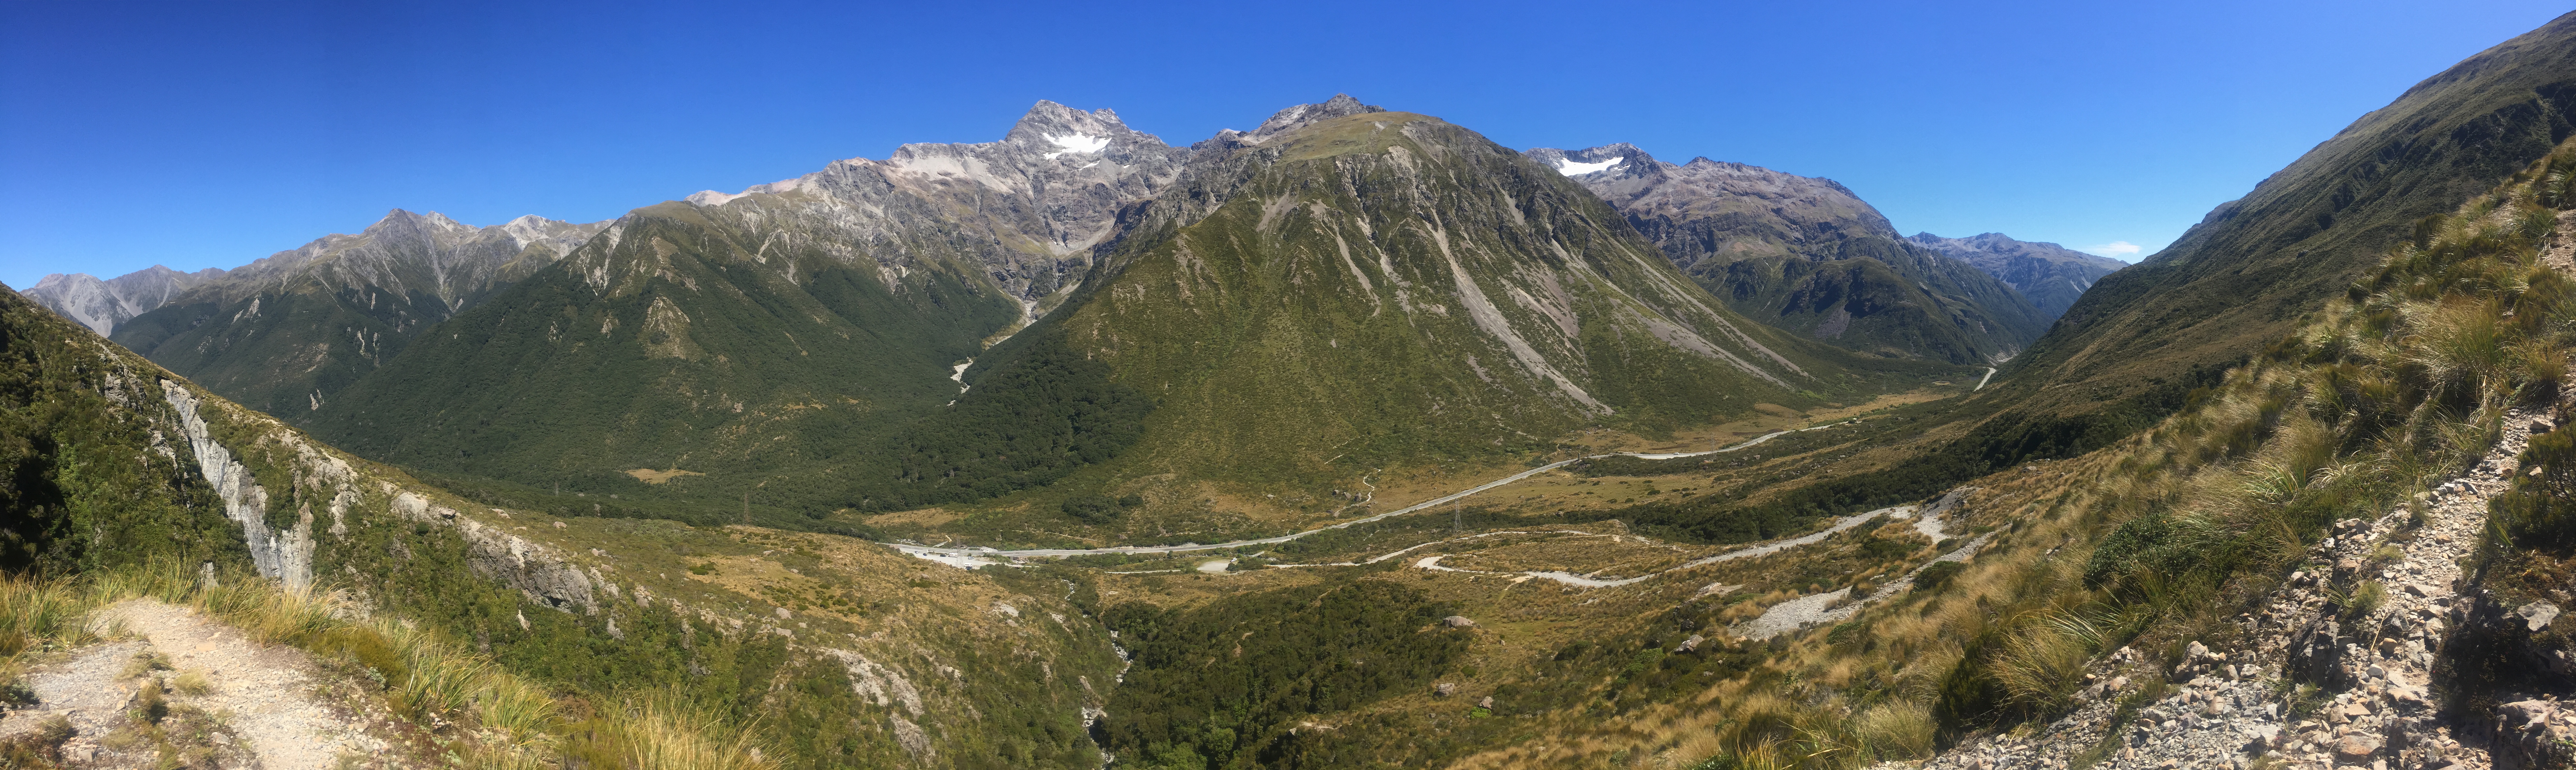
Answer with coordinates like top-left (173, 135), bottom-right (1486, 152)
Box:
top-left (1442, 616), bottom-right (1477, 628)
top-left (2288, 616), bottom-right (2345, 686)
top-left (2334, 734), bottom-right (2383, 763)
top-left (1434, 682), bottom-right (1455, 697)
top-left (2519, 601), bottom-right (2561, 632)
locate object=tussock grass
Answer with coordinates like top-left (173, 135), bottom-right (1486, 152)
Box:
top-left (567, 687), bottom-right (774, 770)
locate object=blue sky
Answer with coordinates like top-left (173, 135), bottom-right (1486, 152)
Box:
top-left (2, 1), bottom-right (2568, 289)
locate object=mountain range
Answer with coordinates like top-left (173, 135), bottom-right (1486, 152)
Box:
top-left (13, 10), bottom-right (2576, 769)
top-left (1904, 231), bottom-right (2127, 318)
top-left (22, 96), bottom-right (2070, 527)
top-left (1525, 143), bottom-right (2053, 364)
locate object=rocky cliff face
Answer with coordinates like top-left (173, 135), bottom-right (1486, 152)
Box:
top-left (1908, 231), bottom-right (2126, 319)
top-left (1526, 144), bottom-right (2049, 364)
top-left (23, 265), bottom-right (223, 335)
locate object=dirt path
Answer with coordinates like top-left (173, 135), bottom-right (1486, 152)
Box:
top-left (0, 598), bottom-right (405, 768)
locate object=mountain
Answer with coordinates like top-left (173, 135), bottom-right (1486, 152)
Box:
top-left (1526, 144), bottom-right (2049, 364)
top-left (85, 210), bottom-right (607, 421)
top-left (1998, 10), bottom-right (2576, 420)
top-left (682, 98), bottom-right (1190, 312)
top-left (21, 264), bottom-right (224, 334)
top-left (957, 97), bottom-right (1934, 514)
top-left (301, 101), bottom-right (1193, 514)
top-left (1905, 232), bottom-right (2126, 319)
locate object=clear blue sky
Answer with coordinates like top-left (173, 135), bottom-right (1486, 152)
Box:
top-left (4, 1), bottom-right (2569, 288)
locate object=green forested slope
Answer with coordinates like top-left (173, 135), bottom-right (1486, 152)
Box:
top-left (107, 210), bottom-right (601, 422)
top-left (304, 204), bottom-right (1027, 514)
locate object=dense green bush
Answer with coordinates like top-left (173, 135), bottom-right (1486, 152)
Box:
top-left (1099, 581), bottom-right (1468, 770)
top-left (847, 332), bottom-right (1151, 512)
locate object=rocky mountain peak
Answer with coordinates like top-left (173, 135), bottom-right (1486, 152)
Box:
top-left (1523, 143), bottom-right (1662, 183)
top-left (1215, 94), bottom-right (1388, 146)
top-left (1526, 145), bottom-right (1896, 239)
top-left (1003, 100), bottom-right (1150, 156)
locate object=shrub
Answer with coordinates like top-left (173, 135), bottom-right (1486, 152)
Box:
top-left (1062, 494), bottom-right (1121, 524)
top-left (1852, 701), bottom-right (1936, 759)
top-left (2082, 513), bottom-right (2182, 588)
top-left (1988, 612), bottom-right (2105, 717)
top-left (1913, 561), bottom-right (1964, 591)
top-left (2342, 580), bottom-right (2387, 621)
top-left (2495, 424), bottom-right (2576, 550)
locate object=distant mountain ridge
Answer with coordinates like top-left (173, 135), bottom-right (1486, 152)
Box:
top-left (298, 101), bottom-right (1200, 514)
top-left (1906, 231), bottom-right (2126, 318)
top-left (82, 209), bottom-right (608, 420)
top-left (1525, 143), bottom-right (2049, 364)
top-left (681, 99), bottom-right (1190, 311)
top-left (22, 265), bottom-right (225, 334)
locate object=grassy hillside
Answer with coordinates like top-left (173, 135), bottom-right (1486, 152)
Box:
top-left (2007, 10), bottom-right (2576, 421)
top-left (1693, 238), bottom-right (2041, 365)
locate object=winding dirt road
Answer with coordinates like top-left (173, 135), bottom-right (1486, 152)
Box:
top-left (891, 420), bottom-right (1856, 565)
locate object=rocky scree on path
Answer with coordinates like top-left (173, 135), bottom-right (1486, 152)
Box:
top-left (1898, 409), bottom-right (2563, 770)
top-left (0, 598), bottom-right (424, 769)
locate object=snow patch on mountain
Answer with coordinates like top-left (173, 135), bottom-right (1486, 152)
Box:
top-left (1557, 157), bottom-right (1623, 176)
top-left (1041, 132), bottom-right (1110, 159)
